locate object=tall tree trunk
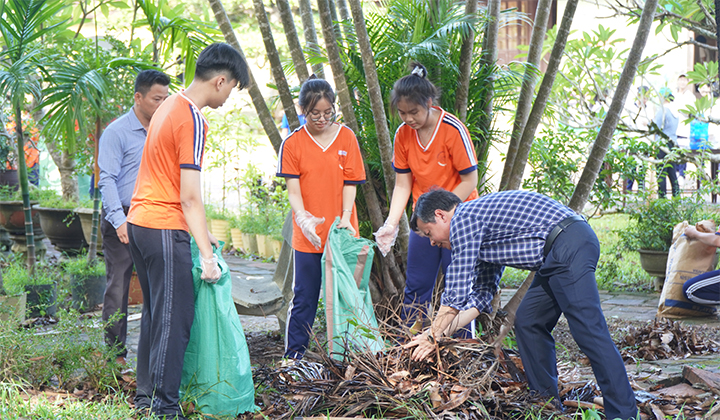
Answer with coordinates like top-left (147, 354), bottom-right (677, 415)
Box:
top-left (346, 0), bottom-right (410, 255)
top-left (335, 0), bottom-right (356, 49)
top-left (479, 0), bottom-right (500, 129)
top-left (568, 0), bottom-right (659, 212)
top-left (87, 117), bottom-right (102, 263)
top-left (276, 0), bottom-right (310, 83)
top-left (506, 0), bottom-right (580, 191)
top-left (317, 0), bottom-right (406, 299)
top-left (499, 0), bottom-right (553, 190)
top-left (13, 105), bottom-right (35, 272)
top-left (328, 0), bottom-right (343, 44)
top-left (253, 0), bottom-right (300, 131)
top-left (46, 141), bottom-right (79, 203)
top-left (299, 0), bottom-right (325, 78)
top-left (454, 0), bottom-right (479, 122)
top-left (207, 0), bottom-right (284, 153)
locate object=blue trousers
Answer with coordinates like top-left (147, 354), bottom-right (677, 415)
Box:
top-left (683, 270), bottom-right (720, 305)
top-left (515, 222), bottom-right (638, 420)
top-left (402, 230), bottom-right (451, 322)
top-left (284, 250), bottom-right (323, 359)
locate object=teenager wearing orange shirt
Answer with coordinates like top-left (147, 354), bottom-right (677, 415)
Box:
top-left (126, 43), bottom-right (249, 419)
top-left (277, 76), bottom-right (366, 359)
top-left (375, 63), bottom-right (479, 332)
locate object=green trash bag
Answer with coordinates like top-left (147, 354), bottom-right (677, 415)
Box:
top-left (180, 239), bottom-right (257, 417)
top-left (322, 219), bottom-right (385, 360)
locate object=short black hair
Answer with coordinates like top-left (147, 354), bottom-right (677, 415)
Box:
top-left (298, 74), bottom-right (335, 115)
top-left (194, 43), bottom-right (249, 90)
top-left (135, 69), bottom-right (171, 95)
top-left (410, 188), bottom-right (461, 231)
top-left (390, 62), bottom-right (439, 110)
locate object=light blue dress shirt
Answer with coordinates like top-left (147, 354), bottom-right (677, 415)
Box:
top-left (98, 107), bottom-right (147, 229)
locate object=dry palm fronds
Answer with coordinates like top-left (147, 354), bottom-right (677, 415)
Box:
top-left (617, 318), bottom-right (720, 361)
top-left (254, 338), bottom-right (563, 419)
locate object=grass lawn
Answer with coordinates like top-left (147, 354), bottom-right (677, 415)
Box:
top-left (500, 213), bottom-right (654, 293)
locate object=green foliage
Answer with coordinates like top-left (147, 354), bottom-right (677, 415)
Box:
top-left (61, 255), bottom-right (106, 277)
top-left (239, 164), bottom-right (289, 239)
top-left (618, 197), bottom-right (708, 251)
top-left (522, 126), bottom-right (585, 203)
top-left (0, 258), bottom-right (56, 295)
top-left (0, 308), bottom-right (122, 393)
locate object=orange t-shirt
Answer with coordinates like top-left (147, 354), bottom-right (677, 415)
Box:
top-left (127, 93), bottom-right (207, 231)
top-left (392, 107), bottom-right (478, 205)
top-left (277, 123), bottom-right (366, 253)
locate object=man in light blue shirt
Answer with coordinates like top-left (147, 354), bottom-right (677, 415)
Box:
top-left (98, 70), bottom-right (170, 364)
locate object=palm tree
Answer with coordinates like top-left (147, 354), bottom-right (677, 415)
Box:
top-left (252, 0), bottom-right (300, 131)
top-left (299, 0), bottom-right (325, 78)
top-left (206, 0), bottom-right (283, 153)
top-left (568, 0), bottom-right (659, 211)
top-left (276, 0), bottom-right (310, 83)
top-left (499, 0), bottom-right (553, 191)
top-left (505, 0), bottom-right (580, 191)
top-left (0, 0), bottom-right (66, 271)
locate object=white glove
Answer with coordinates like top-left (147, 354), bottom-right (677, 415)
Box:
top-left (200, 254), bottom-right (221, 283)
top-left (295, 211), bottom-right (325, 250)
top-left (374, 221), bottom-right (399, 257)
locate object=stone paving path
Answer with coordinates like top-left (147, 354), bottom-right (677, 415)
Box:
top-left (120, 252), bottom-right (720, 368)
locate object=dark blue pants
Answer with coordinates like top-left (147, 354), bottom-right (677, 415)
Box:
top-left (102, 208), bottom-right (134, 357)
top-left (129, 224), bottom-right (194, 418)
top-left (284, 250), bottom-right (323, 359)
top-left (515, 222), bottom-right (638, 420)
top-left (402, 230), bottom-right (451, 321)
top-left (683, 270), bottom-right (720, 304)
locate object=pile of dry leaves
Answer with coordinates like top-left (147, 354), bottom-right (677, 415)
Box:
top-left (618, 318), bottom-right (720, 361)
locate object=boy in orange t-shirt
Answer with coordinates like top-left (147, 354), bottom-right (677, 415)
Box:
top-left (126, 43), bottom-right (249, 420)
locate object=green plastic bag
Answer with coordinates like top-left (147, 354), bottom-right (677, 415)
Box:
top-left (180, 239), bottom-right (257, 416)
top-left (322, 219), bottom-right (385, 359)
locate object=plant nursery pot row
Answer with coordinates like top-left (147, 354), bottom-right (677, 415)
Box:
top-left (231, 228), bottom-right (281, 260)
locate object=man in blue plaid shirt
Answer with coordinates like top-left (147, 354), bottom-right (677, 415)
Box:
top-left (404, 188), bottom-right (638, 420)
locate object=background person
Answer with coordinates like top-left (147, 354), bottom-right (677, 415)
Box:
top-left (98, 69), bottom-right (170, 366)
top-left (682, 225), bottom-right (720, 305)
top-left (404, 188), bottom-right (639, 420)
top-left (654, 87), bottom-right (681, 198)
top-left (126, 43), bottom-right (249, 419)
top-left (276, 75), bottom-right (366, 360)
top-left (373, 63), bottom-right (478, 333)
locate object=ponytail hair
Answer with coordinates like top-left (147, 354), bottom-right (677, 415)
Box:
top-left (298, 74), bottom-right (336, 114)
top-left (390, 62), bottom-right (439, 110)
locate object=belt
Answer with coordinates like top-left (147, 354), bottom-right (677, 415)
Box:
top-left (543, 214), bottom-right (587, 257)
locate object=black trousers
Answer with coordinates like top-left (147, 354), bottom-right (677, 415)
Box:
top-left (128, 224), bottom-right (194, 417)
top-left (657, 149), bottom-right (680, 198)
top-left (515, 222), bottom-right (638, 420)
top-left (101, 208), bottom-right (134, 357)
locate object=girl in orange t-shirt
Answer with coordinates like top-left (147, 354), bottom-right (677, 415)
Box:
top-left (276, 76), bottom-right (366, 359)
top-left (375, 63), bottom-right (479, 331)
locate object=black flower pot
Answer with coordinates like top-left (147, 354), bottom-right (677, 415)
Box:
top-left (71, 274), bottom-right (107, 312)
top-left (24, 284), bottom-right (57, 318)
top-left (35, 206), bottom-right (86, 255)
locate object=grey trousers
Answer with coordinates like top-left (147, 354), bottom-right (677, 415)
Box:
top-left (101, 208), bottom-right (134, 357)
top-left (515, 221), bottom-right (638, 420)
top-left (128, 224), bottom-right (194, 418)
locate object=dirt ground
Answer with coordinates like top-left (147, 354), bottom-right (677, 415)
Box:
top-left (245, 318), bottom-right (720, 368)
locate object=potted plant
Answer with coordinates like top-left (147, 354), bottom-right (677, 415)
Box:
top-left (35, 190), bottom-right (86, 255)
top-left (62, 256), bottom-right (106, 312)
top-left (0, 187), bottom-right (49, 255)
top-left (620, 197), bottom-right (707, 291)
top-left (75, 206), bottom-right (103, 252)
top-left (238, 209), bottom-right (260, 256)
top-left (206, 205), bottom-right (230, 249)
top-left (0, 260), bottom-right (26, 323)
top-left (229, 215), bottom-right (244, 253)
top-left (2, 260), bottom-right (57, 318)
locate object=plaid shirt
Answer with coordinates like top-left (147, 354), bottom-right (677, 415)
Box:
top-left (442, 190), bottom-right (576, 312)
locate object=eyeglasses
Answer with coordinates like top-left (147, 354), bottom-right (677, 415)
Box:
top-left (308, 109), bottom-right (335, 122)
